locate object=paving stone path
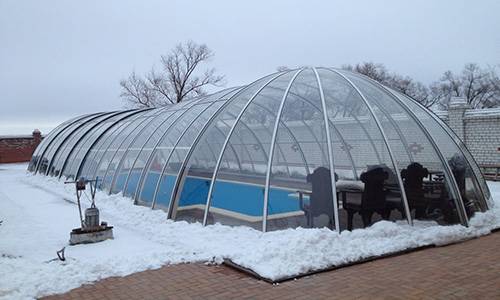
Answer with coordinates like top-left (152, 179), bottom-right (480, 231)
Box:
top-left (43, 231), bottom-right (500, 300)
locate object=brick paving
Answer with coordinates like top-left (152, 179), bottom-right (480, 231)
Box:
top-left (43, 232), bottom-right (500, 300)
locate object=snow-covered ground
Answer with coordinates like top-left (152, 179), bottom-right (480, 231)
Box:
top-left (1, 163), bottom-right (499, 300)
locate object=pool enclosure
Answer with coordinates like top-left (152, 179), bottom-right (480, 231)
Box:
top-left (29, 67), bottom-right (494, 232)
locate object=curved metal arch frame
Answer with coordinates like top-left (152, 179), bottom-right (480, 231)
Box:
top-left (78, 122), bottom-right (128, 179)
top-left (53, 111), bottom-right (132, 179)
top-left (78, 113), bottom-right (156, 179)
top-left (43, 112), bottom-right (113, 176)
top-left (189, 125), bottom-right (238, 172)
top-left (368, 97), bottom-right (415, 163)
top-left (125, 104), bottom-right (215, 200)
top-left (73, 109), bottom-right (151, 180)
top-left (59, 110), bottom-right (142, 180)
top-left (89, 108), bottom-right (169, 183)
top-left (29, 115), bottom-right (83, 171)
top-left (202, 71), bottom-right (289, 226)
top-left (59, 111), bottom-right (131, 179)
top-left (397, 92), bottom-right (492, 209)
top-left (165, 78), bottom-right (289, 219)
top-left (123, 94), bottom-right (230, 198)
top-left (264, 85), bottom-right (331, 173)
top-left (225, 91), bottom-right (352, 181)
top-left (203, 103), bottom-right (311, 181)
top-left (33, 113), bottom-right (98, 174)
top-left (283, 87), bottom-right (359, 179)
top-left (209, 90), bottom-right (299, 179)
top-left (48, 113), bottom-right (114, 177)
top-left (326, 76), bottom-right (415, 165)
top-left (150, 101), bottom-right (223, 211)
top-left (132, 89), bottom-right (241, 202)
top-left (47, 112), bottom-right (120, 177)
top-left (355, 75), bottom-right (469, 225)
top-left (343, 89), bottom-right (383, 165)
top-left (322, 86), bottom-right (384, 167)
top-left (109, 107), bottom-right (186, 195)
top-left (313, 67), bottom-right (340, 232)
top-left (328, 68), bottom-right (413, 226)
top-left (235, 102), bottom-right (294, 178)
top-left (263, 69), bottom-right (303, 231)
top-left (267, 84), bottom-right (360, 180)
top-left (217, 118), bottom-right (250, 172)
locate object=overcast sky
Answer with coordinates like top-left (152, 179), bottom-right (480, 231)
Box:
top-left (1, 0), bottom-right (499, 135)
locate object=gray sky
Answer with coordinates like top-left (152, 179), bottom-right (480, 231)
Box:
top-left (1, 0), bottom-right (499, 135)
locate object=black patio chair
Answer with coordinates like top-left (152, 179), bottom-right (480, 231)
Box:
top-left (345, 166), bottom-right (390, 230)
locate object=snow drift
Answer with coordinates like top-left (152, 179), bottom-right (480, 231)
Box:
top-left (1, 163), bottom-right (499, 300)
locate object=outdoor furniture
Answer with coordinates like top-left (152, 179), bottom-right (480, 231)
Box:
top-left (480, 164), bottom-right (500, 181)
top-left (401, 162), bottom-right (429, 219)
top-left (301, 167), bottom-right (336, 229)
top-left (344, 167), bottom-right (390, 230)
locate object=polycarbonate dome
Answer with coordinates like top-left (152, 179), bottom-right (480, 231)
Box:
top-left (29, 67), bottom-right (493, 232)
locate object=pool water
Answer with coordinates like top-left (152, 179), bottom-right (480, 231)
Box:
top-left (104, 170), bottom-right (305, 217)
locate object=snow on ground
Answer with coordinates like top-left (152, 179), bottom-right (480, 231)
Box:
top-left (0, 163), bottom-right (499, 299)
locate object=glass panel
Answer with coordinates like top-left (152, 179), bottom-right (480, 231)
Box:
top-left (133, 104), bottom-right (209, 207)
top-left (267, 69), bottom-right (336, 231)
top-left (48, 113), bottom-right (114, 177)
top-left (129, 91), bottom-right (236, 203)
top-left (94, 112), bottom-right (164, 190)
top-left (104, 109), bottom-right (181, 193)
top-left (343, 71), bottom-right (464, 225)
top-left (173, 74), bottom-right (278, 224)
top-left (79, 111), bottom-right (152, 180)
top-left (395, 92), bottom-right (489, 216)
top-left (85, 109), bottom-right (162, 183)
top-left (38, 113), bottom-right (105, 175)
top-left (153, 101), bottom-right (225, 214)
top-left (310, 69), bottom-right (407, 231)
top-left (28, 114), bottom-right (87, 172)
top-left (206, 71), bottom-right (294, 230)
top-left (138, 88), bottom-right (239, 209)
top-left (61, 111), bottom-right (138, 180)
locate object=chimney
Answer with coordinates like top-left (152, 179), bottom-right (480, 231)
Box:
top-left (33, 129), bottom-right (42, 144)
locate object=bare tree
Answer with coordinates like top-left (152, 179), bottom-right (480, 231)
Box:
top-left (342, 62), bottom-right (439, 108)
top-left (276, 66), bottom-right (291, 72)
top-left (120, 41), bottom-right (225, 108)
top-left (432, 63), bottom-right (500, 109)
top-left (119, 72), bottom-right (159, 108)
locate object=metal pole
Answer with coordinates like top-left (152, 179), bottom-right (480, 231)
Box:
top-left (262, 69), bottom-right (302, 232)
top-left (73, 109), bottom-right (149, 180)
top-left (398, 92), bottom-right (492, 209)
top-left (93, 108), bottom-right (170, 188)
top-left (58, 110), bottom-right (136, 180)
top-left (375, 83), bottom-right (469, 226)
top-left (32, 114), bottom-right (93, 174)
top-left (45, 112), bottom-right (111, 176)
top-left (328, 68), bottom-right (413, 226)
top-left (313, 67), bottom-right (340, 232)
top-left (150, 102), bottom-right (217, 211)
top-left (202, 71), bottom-right (288, 227)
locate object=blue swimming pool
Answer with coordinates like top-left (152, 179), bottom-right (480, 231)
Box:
top-left (105, 170), bottom-right (304, 217)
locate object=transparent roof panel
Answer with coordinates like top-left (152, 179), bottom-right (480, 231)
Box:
top-left (29, 68), bottom-right (493, 232)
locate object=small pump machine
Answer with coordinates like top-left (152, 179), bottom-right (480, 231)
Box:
top-left (65, 177), bottom-right (113, 245)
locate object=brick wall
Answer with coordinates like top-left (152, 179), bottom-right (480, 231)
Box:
top-left (0, 130), bottom-right (43, 163)
top-left (437, 98), bottom-right (500, 166)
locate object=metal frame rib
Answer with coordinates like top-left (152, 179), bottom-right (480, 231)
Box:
top-left (328, 68), bottom-right (413, 226)
top-left (263, 69), bottom-right (303, 232)
top-left (202, 71), bottom-right (288, 227)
